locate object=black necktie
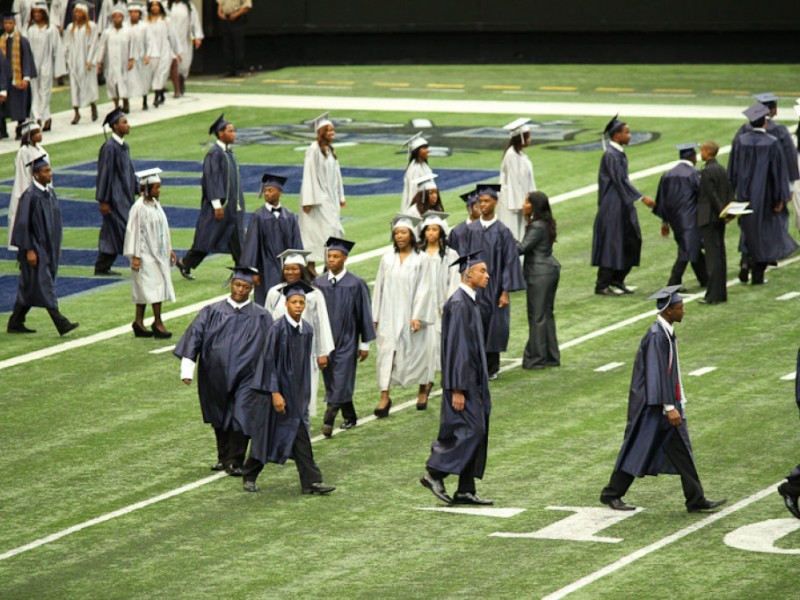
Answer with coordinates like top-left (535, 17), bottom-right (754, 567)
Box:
top-left (331, 277), bottom-right (337, 287)
top-left (271, 207), bottom-right (281, 215)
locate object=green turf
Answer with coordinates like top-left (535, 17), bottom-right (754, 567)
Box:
top-left (2, 67), bottom-right (800, 599)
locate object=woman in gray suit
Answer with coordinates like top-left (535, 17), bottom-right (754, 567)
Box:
top-left (517, 191), bottom-right (560, 369)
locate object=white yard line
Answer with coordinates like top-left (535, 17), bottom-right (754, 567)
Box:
top-left (542, 482), bottom-right (783, 600)
top-left (776, 292), bottom-right (800, 301)
top-left (594, 362), bottom-right (625, 372)
top-left (689, 367), bottom-right (717, 377)
top-left (780, 371), bottom-right (796, 381)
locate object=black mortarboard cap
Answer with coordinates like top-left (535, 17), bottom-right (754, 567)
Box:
top-left (450, 250), bottom-right (484, 273)
top-left (604, 114), bottom-right (626, 136)
top-left (209, 113), bottom-right (229, 136)
top-left (676, 143), bottom-right (698, 159)
top-left (459, 190), bottom-right (478, 207)
top-left (25, 154), bottom-right (50, 170)
top-left (647, 284), bottom-right (683, 312)
top-left (282, 280), bottom-right (314, 298)
top-left (260, 173), bottom-right (287, 190)
top-left (325, 237), bottom-right (355, 255)
top-left (476, 183), bottom-right (501, 199)
top-left (226, 265), bottom-right (258, 284)
top-left (102, 107), bottom-right (125, 128)
top-left (753, 92), bottom-right (778, 107)
top-left (743, 103), bottom-right (770, 125)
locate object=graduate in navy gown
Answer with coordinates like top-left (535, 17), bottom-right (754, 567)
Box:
top-left (728, 103), bottom-right (797, 285)
top-left (174, 266), bottom-right (273, 475)
top-left (0, 13), bottom-right (36, 140)
top-left (243, 281), bottom-right (336, 495)
top-left (448, 188), bottom-right (480, 255)
top-left (600, 286), bottom-right (726, 513)
top-left (94, 107), bottom-right (137, 276)
top-left (421, 251), bottom-right (493, 506)
top-left (177, 114), bottom-right (245, 280)
top-left (315, 237), bottom-right (376, 436)
top-left (7, 154), bottom-right (79, 335)
top-left (653, 143), bottom-right (708, 289)
top-left (777, 348), bottom-right (800, 520)
top-left (240, 173), bottom-right (302, 306)
top-left (592, 116), bottom-right (656, 295)
top-left (464, 183), bottom-right (524, 379)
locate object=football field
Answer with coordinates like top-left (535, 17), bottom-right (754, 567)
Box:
top-left (1, 64), bottom-right (799, 599)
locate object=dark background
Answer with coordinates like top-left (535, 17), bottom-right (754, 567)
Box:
top-left (196, 0), bottom-right (799, 73)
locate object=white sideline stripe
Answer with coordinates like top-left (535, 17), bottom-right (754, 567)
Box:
top-left (689, 367), bottom-right (717, 377)
top-left (780, 371), bottom-right (796, 381)
top-left (776, 291), bottom-right (800, 301)
top-left (2, 253), bottom-right (798, 562)
top-left (0, 246), bottom-right (390, 372)
top-left (542, 481), bottom-right (783, 600)
top-left (0, 472), bottom-right (227, 562)
top-left (594, 362), bottom-right (625, 372)
top-left (149, 345), bottom-right (177, 355)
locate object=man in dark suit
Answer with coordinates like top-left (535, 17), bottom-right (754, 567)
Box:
top-left (696, 141), bottom-right (735, 304)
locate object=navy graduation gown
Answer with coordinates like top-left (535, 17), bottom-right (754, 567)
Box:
top-left (465, 219), bottom-right (524, 353)
top-left (190, 143), bottom-right (245, 253)
top-left (314, 271), bottom-right (376, 406)
top-left (95, 136), bottom-right (137, 255)
top-left (735, 120), bottom-right (800, 183)
top-left (613, 322), bottom-right (695, 478)
top-left (653, 162), bottom-right (703, 262)
top-left (11, 183), bottom-right (61, 308)
top-left (250, 317), bottom-right (314, 465)
top-left (173, 300), bottom-right (273, 435)
top-left (427, 287), bottom-right (491, 478)
top-left (728, 130), bottom-right (797, 263)
top-left (240, 205), bottom-right (303, 306)
top-left (1, 33), bottom-right (37, 121)
top-left (591, 146), bottom-right (643, 270)
top-left (447, 220), bottom-right (470, 254)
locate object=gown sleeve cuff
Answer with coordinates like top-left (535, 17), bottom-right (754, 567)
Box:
top-left (359, 342), bottom-right (370, 352)
top-left (210, 199), bottom-right (222, 209)
top-left (663, 404), bottom-right (676, 414)
top-left (180, 357), bottom-right (196, 380)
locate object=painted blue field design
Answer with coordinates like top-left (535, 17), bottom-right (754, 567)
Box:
top-left (0, 274), bottom-right (123, 313)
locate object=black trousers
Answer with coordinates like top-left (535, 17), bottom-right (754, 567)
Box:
top-left (596, 266), bottom-right (631, 290)
top-left (324, 401), bottom-right (357, 425)
top-left (600, 432), bottom-right (705, 509)
top-left (214, 427), bottom-right (248, 469)
top-left (242, 423), bottom-right (322, 488)
top-left (785, 464), bottom-right (800, 495)
top-left (94, 252), bottom-right (118, 273)
top-left (667, 253), bottom-right (708, 288)
top-left (486, 352), bottom-right (500, 376)
top-left (220, 17), bottom-right (247, 73)
top-left (8, 302), bottom-right (72, 334)
top-left (428, 452), bottom-right (479, 495)
top-left (700, 222), bottom-right (727, 302)
top-left (182, 229), bottom-right (241, 271)
top-left (523, 270), bottom-right (561, 369)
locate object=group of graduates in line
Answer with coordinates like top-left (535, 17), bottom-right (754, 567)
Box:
top-left (591, 93), bottom-right (800, 302)
top-left (0, 0), bottom-right (202, 139)
top-left (7, 94), bottom-right (800, 506)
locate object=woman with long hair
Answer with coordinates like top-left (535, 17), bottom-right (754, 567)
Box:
top-left (265, 249), bottom-right (334, 419)
top-left (418, 211), bottom-right (459, 409)
top-left (517, 191), bottom-right (560, 369)
top-left (167, 0), bottom-right (203, 97)
top-left (63, 2), bottom-right (99, 124)
top-left (407, 173), bottom-right (444, 220)
top-left (26, 4), bottom-right (66, 131)
top-left (401, 132), bottom-right (432, 210)
top-left (145, 0), bottom-right (179, 107)
top-left (498, 117), bottom-right (537, 242)
top-left (372, 214), bottom-right (436, 417)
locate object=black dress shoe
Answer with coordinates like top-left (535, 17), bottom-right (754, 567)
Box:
top-left (420, 473), bottom-right (452, 504)
top-left (243, 480), bottom-right (260, 493)
top-left (687, 498), bottom-right (727, 513)
top-left (176, 259), bottom-right (195, 280)
top-left (602, 497), bottom-right (637, 511)
top-left (58, 322), bottom-right (80, 336)
top-left (738, 267), bottom-right (749, 283)
top-left (151, 325), bottom-right (172, 339)
top-left (778, 483), bottom-right (800, 519)
top-left (453, 491), bottom-right (494, 506)
top-left (7, 323), bottom-right (36, 334)
top-left (339, 420), bottom-right (357, 430)
top-left (225, 465), bottom-right (243, 477)
top-left (210, 462), bottom-right (225, 471)
top-left (373, 398), bottom-right (392, 418)
top-left (595, 287), bottom-right (617, 296)
top-left (321, 424), bottom-right (333, 438)
top-left (94, 269), bottom-right (122, 276)
top-left (610, 282), bottom-right (634, 294)
top-left (302, 482), bottom-right (336, 495)
top-left (132, 322), bottom-right (154, 337)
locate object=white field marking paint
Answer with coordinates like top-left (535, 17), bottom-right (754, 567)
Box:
top-left (491, 506), bottom-right (643, 543)
top-left (688, 367), bottom-right (717, 377)
top-left (780, 371), bottom-right (797, 381)
top-left (776, 291), bottom-right (800, 301)
top-left (541, 481), bottom-right (783, 600)
top-left (416, 507), bottom-right (526, 518)
top-left (0, 245), bottom-right (391, 372)
top-left (0, 472), bottom-right (226, 562)
top-left (723, 519), bottom-right (800, 555)
top-left (149, 345), bottom-right (177, 355)
top-left (594, 362), bottom-right (625, 373)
